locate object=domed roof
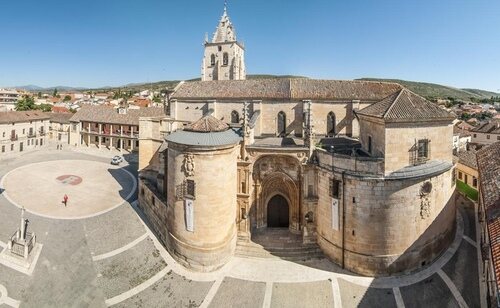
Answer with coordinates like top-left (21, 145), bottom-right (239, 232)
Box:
top-left (184, 115), bottom-right (229, 133)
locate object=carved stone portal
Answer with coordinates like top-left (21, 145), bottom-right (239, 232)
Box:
top-left (182, 153), bottom-right (195, 177)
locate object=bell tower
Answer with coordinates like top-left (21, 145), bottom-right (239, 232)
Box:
top-left (201, 3), bottom-right (246, 81)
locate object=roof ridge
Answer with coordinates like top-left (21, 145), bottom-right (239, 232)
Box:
top-left (382, 88), bottom-right (405, 118)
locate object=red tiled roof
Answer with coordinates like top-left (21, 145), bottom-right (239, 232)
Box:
top-left (52, 106), bottom-right (70, 113)
top-left (356, 88), bottom-right (455, 123)
top-left (172, 79), bottom-right (402, 101)
top-left (70, 105), bottom-right (164, 125)
top-left (477, 142), bottom-right (500, 290)
top-left (0, 111), bottom-right (51, 124)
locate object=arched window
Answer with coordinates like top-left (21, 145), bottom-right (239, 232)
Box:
top-left (327, 112), bottom-right (336, 136)
top-left (277, 111), bottom-right (286, 137)
top-left (231, 110), bottom-right (240, 124)
top-left (210, 54), bottom-right (215, 66)
top-left (223, 52), bottom-right (229, 66)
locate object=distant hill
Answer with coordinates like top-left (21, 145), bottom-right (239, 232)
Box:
top-left (11, 85), bottom-right (87, 92)
top-left (357, 78), bottom-right (499, 101)
top-left (88, 75), bottom-right (306, 92)
top-left (10, 76), bottom-right (498, 102)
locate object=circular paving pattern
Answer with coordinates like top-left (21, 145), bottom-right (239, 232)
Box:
top-left (0, 160), bottom-right (136, 219)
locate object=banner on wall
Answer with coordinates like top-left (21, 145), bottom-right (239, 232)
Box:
top-left (185, 199), bottom-right (194, 232)
top-left (332, 198), bottom-right (339, 231)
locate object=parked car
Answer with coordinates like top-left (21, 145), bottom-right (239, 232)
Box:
top-left (111, 156), bottom-right (123, 165)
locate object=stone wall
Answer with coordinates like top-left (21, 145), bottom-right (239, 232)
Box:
top-left (316, 165), bottom-right (456, 276)
top-left (138, 178), bottom-right (169, 245)
top-left (384, 122), bottom-right (453, 174)
top-left (170, 100), bottom-right (362, 138)
top-left (166, 143), bottom-right (239, 271)
top-left (358, 117), bottom-right (386, 158)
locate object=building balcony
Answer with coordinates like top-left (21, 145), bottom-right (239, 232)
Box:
top-left (81, 129), bottom-right (139, 139)
top-left (10, 135), bottom-right (18, 141)
top-left (27, 133), bottom-right (37, 138)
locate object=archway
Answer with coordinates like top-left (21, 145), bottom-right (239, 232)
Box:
top-left (267, 195), bottom-right (289, 228)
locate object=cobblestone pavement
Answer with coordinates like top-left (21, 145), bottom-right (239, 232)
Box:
top-left (0, 148), bottom-right (484, 307)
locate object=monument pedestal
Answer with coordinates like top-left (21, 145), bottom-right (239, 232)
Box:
top-left (0, 243), bottom-right (43, 275)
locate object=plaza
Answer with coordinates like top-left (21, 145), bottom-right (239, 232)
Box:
top-left (0, 146), bottom-right (484, 307)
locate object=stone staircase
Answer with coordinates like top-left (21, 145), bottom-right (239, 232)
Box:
top-left (235, 228), bottom-right (325, 262)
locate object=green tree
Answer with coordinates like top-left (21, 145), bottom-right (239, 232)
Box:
top-left (63, 95), bottom-right (72, 102)
top-left (37, 91), bottom-right (42, 98)
top-left (36, 104), bottom-right (52, 112)
top-left (53, 88), bottom-right (58, 97)
top-left (15, 96), bottom-right (36, 111)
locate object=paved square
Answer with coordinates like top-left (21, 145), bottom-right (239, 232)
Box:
top-left (1, 160), bottom-right (136, 219)
top-left (0, 148), bottom-right (484, 307)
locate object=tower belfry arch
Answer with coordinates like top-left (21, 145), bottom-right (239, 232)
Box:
top-left (201, 2), bottom-right (246, 81)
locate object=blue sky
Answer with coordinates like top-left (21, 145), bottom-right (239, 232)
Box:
top-left (0, 0), bottom-right (499, 91)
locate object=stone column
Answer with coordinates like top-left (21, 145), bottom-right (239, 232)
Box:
top-left (98, 123), bottom-right (102, 147)
top-left (110, 124), bottom-right (113, 149)
top-left (87, 123), bottom-right (91, 146)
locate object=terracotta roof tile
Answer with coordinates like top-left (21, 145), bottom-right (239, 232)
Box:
top-left (456, 149), bottom-right (478, 170)
top-left (471, 121), bottom-right (500, 135)
top-left (172, 79), bottom-right (401, 101)
top-left (478, 142), bottom-right (500, 211)
top-left (0, 111), bottom-right (51, 124)
top-left (478, 142), bottom-right (500, 289)
top-left (356, 88), bottom-right (455, 123)
top-left (49, 112), bottom-right (73, 124)
top-left (185, 115), bottom-right (229, 132)
top-left (69, 105), bottom-right (164, 125)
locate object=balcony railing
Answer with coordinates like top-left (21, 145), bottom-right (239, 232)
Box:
top-left (10, 135), bottom-right (18, 141)
top-left (28, 132), bottom-right (37, 138)
top-left (81, 128), bottom-right (139, 138)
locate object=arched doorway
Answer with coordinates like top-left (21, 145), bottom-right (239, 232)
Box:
top-left (267, 195), bottom-right (289, 228)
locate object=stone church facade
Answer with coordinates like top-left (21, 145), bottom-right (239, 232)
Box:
top-left (138, 6), bottom-right (457, 276)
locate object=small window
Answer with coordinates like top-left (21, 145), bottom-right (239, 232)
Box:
top-left (218, 46), bottom-right (222, 52)
top-left (473, 134), bottom-right (477, 138)
top-left (458, 171), bottom-right (463, 180)
top-left (417, 139), bottom-right (429, 159)
top-left (497, 136), bottom-right (500, 141)
top-left (329, 179), bottom-right (340, 198)
top-left (487, 135), bottom-right (490, 140)
top-left (95, 136), bottom-right (99, 142)
top-left (185, 179), bottom-right (196, 199)
top-left (231, 110), bottom-right (240, 124)
top-left (1, 145), bottom-right (4, 153)
top-left (210, 54), bottom-right (215, 66)
top-left (411, 139), bottom-right (430, 165)
top-left (223, 52), bottom-right (229, 66)
top-left (473, 177), bottom-right (478, 188)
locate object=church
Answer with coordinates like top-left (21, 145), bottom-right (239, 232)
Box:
top-left (138, 4), bottom-right (457, 276)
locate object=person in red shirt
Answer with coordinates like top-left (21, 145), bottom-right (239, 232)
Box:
top-left (63, 194), bottom-right (68, 207)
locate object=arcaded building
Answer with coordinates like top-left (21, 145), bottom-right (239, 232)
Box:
top-left (138, 5), bottom-right (457, 275)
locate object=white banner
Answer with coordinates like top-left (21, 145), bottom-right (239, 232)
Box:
top-left (332, 198), bottom-right (339, 231)
top-left (185, 199), bottom-right (194, 232)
